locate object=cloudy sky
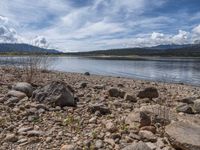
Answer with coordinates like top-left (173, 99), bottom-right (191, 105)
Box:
top-left (0, 0), bottom-right (200, 52)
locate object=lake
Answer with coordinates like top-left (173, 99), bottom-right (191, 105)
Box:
top-left (0, 56), bottom-right (200, 86)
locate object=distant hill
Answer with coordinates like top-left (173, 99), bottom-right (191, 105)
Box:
top-left (0, 43), bottom-right (61, 54)
top-left (69, 44), bottom-right (200, 57)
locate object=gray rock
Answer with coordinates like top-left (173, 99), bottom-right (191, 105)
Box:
top-left (84, 72), bottom-right (90, 76)
top-left (94, 84), bottom-right (105, 89)
top-left (124, 93), bottom-right (137, 102)
top-left (176, 103), bottom-right (193, 114)
top-left (193, 99), bottom-right (200, 113)
top-left (138, 130), bottom-right (157, 142)
top-left (32, 81), bottom-right (76, 107)
top-left (27, 130), bottom-right (44, 137)
top-left (7, 90), bottom-right (26, 99)
top-left (4, 97), bottom-right (19, 106)
top-left (165, 121), bottom-right (200, 150)
top-left (80, 82), bottom-right (87, 88)
top-left (178, 97), bottom-right (196, 104)
top-left (122, 141), bottom-right (151, 150)
top-left (108, 88), bottom-right (125, 98)
top-left (137, 87), bottom-right (159, 99)
top-left (18, 127), bottom-right (33, 134)
top-left (88, 103), bottom-right (111, 115)
top-left (4, 134), bottom-right (18, 143)
top-left (12, 82), bottom-right (33, 97)
top-left (95, 140), bottom-right (104, 148)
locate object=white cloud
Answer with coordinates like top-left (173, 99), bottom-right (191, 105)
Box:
top-left (32, 36), bottom-right (49, 48)
top-left (192, 25), bottom-right (200, 35)
top-left (0, 0), bottom-right (199, 51)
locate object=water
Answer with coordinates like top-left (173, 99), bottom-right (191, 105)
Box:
top-left (1, 56), bottom-right (200, 86)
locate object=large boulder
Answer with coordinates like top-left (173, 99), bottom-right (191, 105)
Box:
top-left (32, 81), bottom-right (76, 107)
top-left (137, 87), bottom-right (159, 99)
top-left (12, 82), bottom-right (33, 97)
top-left (122, 141), bottom-right (151, 150)
top-left (165, 121), bottom-right (200, 150)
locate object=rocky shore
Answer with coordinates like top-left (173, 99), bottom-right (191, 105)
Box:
top-left (0, 67), bottom-right (200, 150)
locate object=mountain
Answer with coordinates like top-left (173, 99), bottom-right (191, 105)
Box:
top-left (0, 43), bottom-right (61, 54)
top-left (148, 44), bottom-right (195, 50)
top-left (69, 44), bottom-right (200, 57)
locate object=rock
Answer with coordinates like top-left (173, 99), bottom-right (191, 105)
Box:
top-left (139, 104), bottom-right (174, 125)
top-left (108, 88), bottom-right (120, 97)
top-left (138, 130), bottom-right (157, 142)
top-left (124, 93), bottom-right (137, 102)
top-left (104, 138), bottom-right (115, 147)
top-left (125, 111), bottom-right (151, 128)
top-left (27, 130), bottom-right (44, 137)
top-left (84, 72), bottom-right (90, 76)
top-left (88, 103), bottom-right (111, 115)
top-left (12, 82), bottom-right (33, 97)
top-left (108, 87), bottom-right (125, 98)
top-left (95, 140), bottom-right (104, 148)
top-left (60, 144), bottom-right (75, 150)
top-left (80, 82), bottom-right (87, 88)
top-left (178, 97), bottom-right (196, 104)
top-left (122, 141), bottom-right (151, 150)
top-left (5, 97), bottom-right (19, 105)
top-left (17, 138), bottom-right (28, 144)
top-left (18, 127), bottom-right (33, 134)
top-left (32, 81), bottom-right (76, 107)
top-left (140, 126), bottom-right (156, 134)
top-left (7, 90), bottom-right (27, 99)
top-left (137, 87), bottom-right (159, 99)
top-left (193, 99), bottom-right (200, 113)
top-left (145, 142), bottom-right (157, 150)
top-left (105, 121), bottom-right (117, 133)
top-left (4, 134), bottom-right (18, 143)
top-left (129, 133), bottom-right (141, 140)
top-left (89, 117), bottom-right (97, 124)
top-left (176, 103), bottom-right (193, 114)
top-left (46, 137), bottom-right (52, 143)
top-left (94, 84), bottom-right (105, 89)
top-left (156, 138), bottom-right (165, 149)
top-left (165, 121), bottom-right (200, 150)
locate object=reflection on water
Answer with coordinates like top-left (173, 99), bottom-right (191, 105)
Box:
top-left (1, 56), bottom-right (200, 86)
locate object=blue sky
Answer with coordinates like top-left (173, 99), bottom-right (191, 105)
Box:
top-left (0, 0), bottom-right (200, 51)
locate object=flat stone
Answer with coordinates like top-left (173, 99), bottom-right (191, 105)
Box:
top-left (7, 90), bottom-right (26, 99)
top-left (165, 121), bottom-right (200, 150)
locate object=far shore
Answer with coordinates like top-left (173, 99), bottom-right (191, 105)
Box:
top-left (1, 53), bottom-right (200, 60)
